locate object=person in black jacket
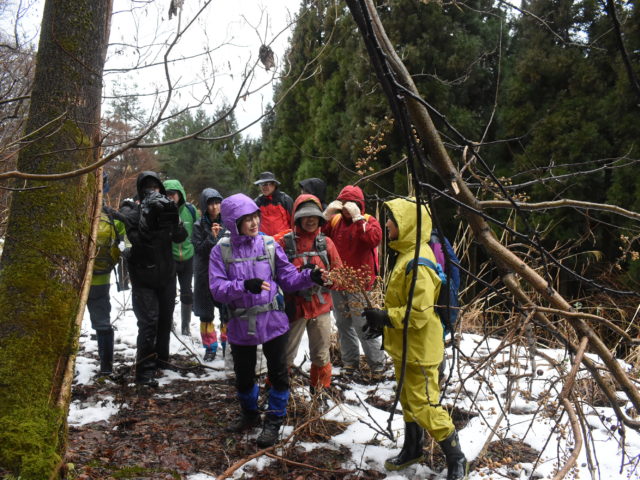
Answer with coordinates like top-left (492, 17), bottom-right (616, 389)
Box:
top-left (299, 177), bottom-right (327, 208)
top-left (192, 188), bottom-right (229, 361)
top-left (118, 171), bottom-right (188, 386)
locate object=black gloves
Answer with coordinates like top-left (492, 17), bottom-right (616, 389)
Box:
top-left (244, 278), bottom-right (264, 294)
top-left (301, 263), bottom-right (325, 286)
top-left (362, 308), bottom-right (392, 339)
top-left (310, 268), bottom-right (324, 286)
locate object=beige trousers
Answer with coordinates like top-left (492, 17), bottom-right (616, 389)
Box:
top-left (286, 312), bottom-right (332, 367)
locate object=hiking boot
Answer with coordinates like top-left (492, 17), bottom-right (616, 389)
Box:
top-left (135, 376), bottom-right (159, 388)
top-left (341, 365), bottom-right (357, 378)
top-left (226, 410), bottom-right (260, 433)
top-left (385, 422), bottom-right (425, 471)
top-left (256, 414), bottom-right (283, 448)
top-left (439, 430), bottom-right (468, 480)
top-left (370, 365), bottom-right (386, 382)
top-left (203, 349), bottom-right (217, 362)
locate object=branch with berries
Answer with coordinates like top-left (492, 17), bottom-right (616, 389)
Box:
top-left (326, 266), bottom-right (384, 309)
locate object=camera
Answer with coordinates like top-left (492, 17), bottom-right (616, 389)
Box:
top-left (140, 190), bottom-right (179, 230)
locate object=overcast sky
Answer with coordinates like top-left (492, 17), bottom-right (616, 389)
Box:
top-left (2, 0), bottom-right (302, 139)
top-left (105, 0), bottom-right (303, 139)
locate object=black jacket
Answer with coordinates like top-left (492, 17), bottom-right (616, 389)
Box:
top-left (118, 172), bottom-right (188, 289)
top-left (299, 178), bottom-right (327, 208)
top-left (192, 188), bottom-right (227, 317)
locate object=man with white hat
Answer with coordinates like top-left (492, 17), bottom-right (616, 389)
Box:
top-left (253, 171), bottom-right (293, 236)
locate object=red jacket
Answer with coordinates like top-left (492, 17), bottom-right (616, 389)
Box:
top-left (276, 194), bottom-right (342, 320)
top-left (324, 185), bottom-right (382, 289)
top-left (255, 189), bottom-right (293, 236)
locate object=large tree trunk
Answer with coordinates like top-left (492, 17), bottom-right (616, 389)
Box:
top-left (0, 1), bottom-right (112, 478)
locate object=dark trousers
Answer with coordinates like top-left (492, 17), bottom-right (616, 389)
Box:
top-left (132, 280), bottom-right (176, 379)
top-left (175, 258), bottom-right (194, 304)
top-left (87, 284), bottom-right (111, 331)
top-left (231, 332), bottom-right (290, 393)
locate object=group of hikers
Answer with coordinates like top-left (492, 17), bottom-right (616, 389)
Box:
top-left (85, 170), bottom-right (468, 479)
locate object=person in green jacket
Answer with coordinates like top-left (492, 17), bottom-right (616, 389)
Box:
top-left (163, 179), bottom-right (200, 335)
top-left (362, 197), bottom-right (467, 480)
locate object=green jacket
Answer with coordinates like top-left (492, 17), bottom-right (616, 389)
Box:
top-left (163, 179), bottom-right (199, 261)
top-left (382, 198), bottom-right (443, 366)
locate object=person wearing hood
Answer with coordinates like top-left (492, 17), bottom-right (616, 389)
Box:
top-left (299, 177), bottom-right (327, 208)
top-left (323, 185), bottom-right (385, 378)
top-left (209, 193), bottom-right (326, 448)
top-left (362, 198), bottom-right (467, 479)
top-left (118, 172), bottom-right (188, 386)
top-left (276, 194), bottom-right (342, 395)
top-left (163, 179), bottom-right (200, 336)
top-left (192, 188), bottom-right (228, 361)
top-left (253, 171), bottom-right (293, 236)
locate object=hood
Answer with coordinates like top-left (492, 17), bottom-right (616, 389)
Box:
top-left (136, 171), bottom-right (166, 200)
top-left (220, 193), bottom-right (260, 237)
top-left (384, 197), bottom-right (432, 254)
top-left (337, 185), bottom-right (365, 213)
top-left (199, 188), bottom-right (223, 215)
top-left (163, 179), bottom-right (187, 206)
top-left (299, 178), bottom-right (327, 205)
top-left (291, 194), bottom-right (324, 230)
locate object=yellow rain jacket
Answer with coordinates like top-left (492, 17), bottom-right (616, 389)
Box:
top-left (383, 198), bottom-right (443, 366)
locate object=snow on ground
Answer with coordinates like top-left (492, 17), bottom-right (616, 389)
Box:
top-left (70, 280), bottom-right (640, 479)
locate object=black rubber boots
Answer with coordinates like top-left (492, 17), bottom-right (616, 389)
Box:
top-left (384, 422), bottom-right (425, 470)
top-left (439, 430), bottom-right (468, 480)
top-left (96, 328), bottom-right (114, 375)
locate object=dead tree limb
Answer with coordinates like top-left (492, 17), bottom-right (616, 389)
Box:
top-left (347, 0), bottom-right (640, 428)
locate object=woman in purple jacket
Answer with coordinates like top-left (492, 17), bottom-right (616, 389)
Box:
top-left (209, 193), bottom-right (324, 448)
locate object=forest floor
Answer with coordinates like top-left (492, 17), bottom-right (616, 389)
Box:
top-left (65, 352), bottom-right (539, 480)
top-left (60, 287), bottom-right (637, 480)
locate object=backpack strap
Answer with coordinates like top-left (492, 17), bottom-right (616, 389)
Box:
top-left (218, 235), bottom-right (279, 335)
top-left (282, 231), bottom-right (297, 260)
top-left (405, 257), bottom-right (447, 285)
top-left (186, 203), bottom-right (197, 223)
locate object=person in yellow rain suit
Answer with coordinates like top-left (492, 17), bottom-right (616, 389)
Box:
top-left (362, 197), bottom-right (467, 480)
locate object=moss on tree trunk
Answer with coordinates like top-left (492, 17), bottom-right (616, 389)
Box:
top-left (0, 1), bottom-right (113, 478)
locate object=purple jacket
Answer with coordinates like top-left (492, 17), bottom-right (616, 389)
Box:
top-left (209, 193), bottom-right (315, 346)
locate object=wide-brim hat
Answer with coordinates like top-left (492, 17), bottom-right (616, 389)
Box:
top-left (294, 201), bottom-right (326, 225)
top-left (254, 171), bottom-right (281, 186)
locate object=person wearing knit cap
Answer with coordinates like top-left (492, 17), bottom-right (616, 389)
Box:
top-left (276, 194), bottom-right (342, 397)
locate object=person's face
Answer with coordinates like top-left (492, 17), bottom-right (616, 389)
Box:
top-left (239, 212), bottom-right (260, 236)
top-left (207, 199), bottom-right (221, 219)
top-left (300, 216), bottom-right (320, 233)
top-left (141, 178), bottom-right (161, 194)
top-left (386, 218), bottom-right (399, 241)
top-left (167, 191), bottom-right (180, 203)
top-left (260, 182), bottom-right (276, 196)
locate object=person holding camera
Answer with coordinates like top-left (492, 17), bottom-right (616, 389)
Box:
top-left (118, 171), bottom-right (188, 386)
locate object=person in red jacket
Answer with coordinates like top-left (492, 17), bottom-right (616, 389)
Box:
top-left (323, 185), bottom-right (385, 378)
top-left (276, 194), bottom-right (342, 394)
top-left (254, 171), bottom-right (293, 236)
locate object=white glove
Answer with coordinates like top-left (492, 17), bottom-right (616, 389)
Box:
top-left (343, 201), bottom-right (364, 221)
top-left (323, 200), bottom-right (343, 219)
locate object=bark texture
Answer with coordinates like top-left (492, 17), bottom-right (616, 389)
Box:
top-left (0, 1), bottom-right (112, 478)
